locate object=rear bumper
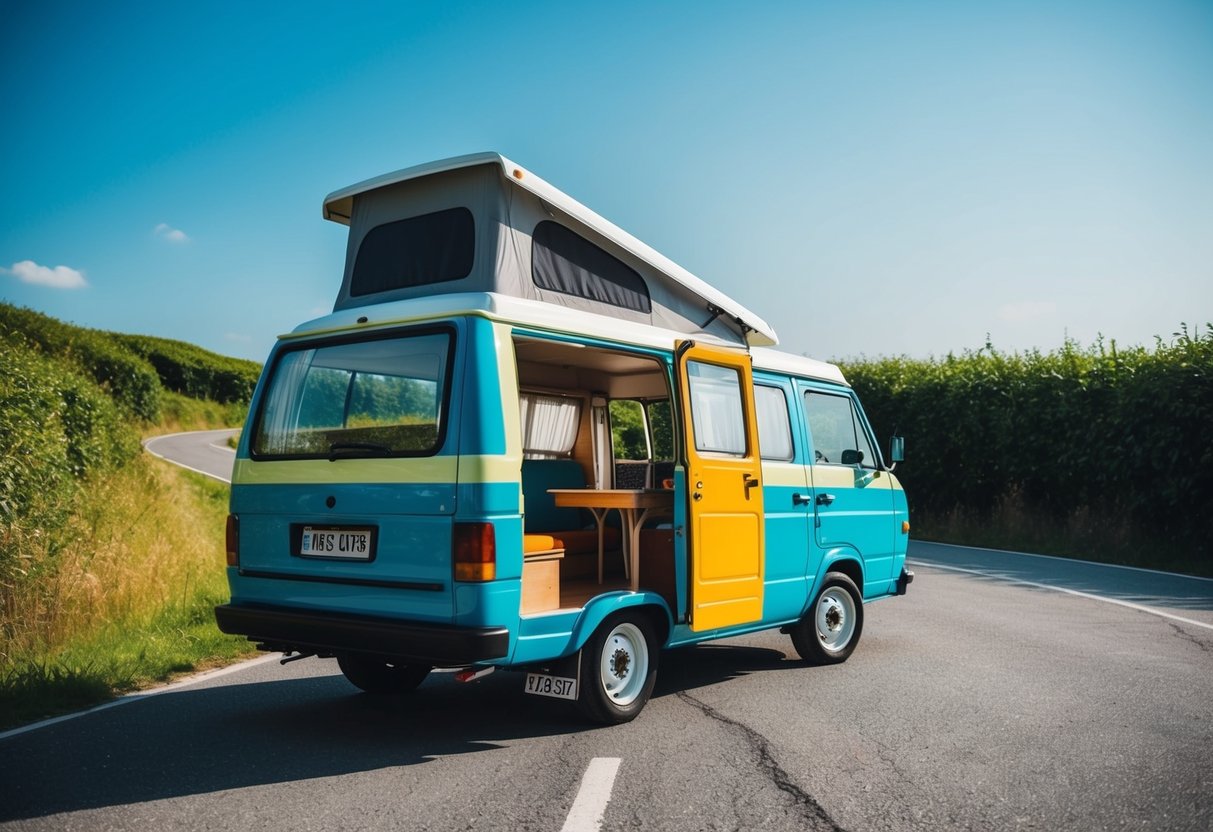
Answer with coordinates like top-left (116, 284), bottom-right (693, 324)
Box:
top-left (215, 603), bottom-right (510, 666)
top-left (896, 567), bottom-right (915, 596)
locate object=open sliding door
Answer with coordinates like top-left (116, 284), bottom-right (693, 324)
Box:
top-left (676, 341), bottom-right (765, 632)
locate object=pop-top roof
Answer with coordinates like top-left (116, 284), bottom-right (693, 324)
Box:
top-left (322, 152), bottom-right (778, 347)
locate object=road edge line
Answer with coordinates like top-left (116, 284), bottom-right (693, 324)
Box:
top-left (0, 654), bottom-right (281, 743)
top-left (908, 559), bottom-right (1213, 632)
top-left (911, 539), bottom-right (1213, 582)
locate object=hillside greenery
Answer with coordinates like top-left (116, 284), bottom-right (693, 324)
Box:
top-left (840, 324), bottom-right (1213, 576)
top-left (0, 303), bottom-right (261, 728)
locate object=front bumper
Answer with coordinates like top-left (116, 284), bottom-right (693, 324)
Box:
top-left (215, 603), bottom-right (510, 665)
top-left (896, 567), bottom-right (915, 596)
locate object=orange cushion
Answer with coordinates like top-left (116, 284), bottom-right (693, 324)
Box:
top-left (523, 534), bottom-right (560, 554)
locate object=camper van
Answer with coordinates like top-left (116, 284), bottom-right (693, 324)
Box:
top-left (215, 152), bottom-right (912, 723)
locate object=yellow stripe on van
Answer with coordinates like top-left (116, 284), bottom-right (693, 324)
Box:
top-left (233, 455), bottom-right (517, 485)
top-left (759, 462), bottom-right (810, 487)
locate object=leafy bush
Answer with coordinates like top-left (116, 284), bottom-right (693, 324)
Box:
top-left (0, 339), bottom-right (138, 535)
top-left (840, 325), bottom-right (1213, 563)
top-left (115, 334), bottom-right (260, 404)
top-left (0, 304), bottom-right (161, 421)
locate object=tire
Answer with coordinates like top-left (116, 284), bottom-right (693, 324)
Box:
top-left (337, 654), bottom-right (432, 694)
top-left (790, 571), bottom-right (864, 665)
top-left (576, 612), bottom-right (659, 724)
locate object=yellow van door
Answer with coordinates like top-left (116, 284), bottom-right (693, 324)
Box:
top-left (676, 341), bottom-right (765, 632)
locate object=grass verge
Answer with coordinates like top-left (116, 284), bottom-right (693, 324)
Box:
top-left (912, 488), bottom-right (1213, 578)
top-left (0, 455), bottom-right (255, 731)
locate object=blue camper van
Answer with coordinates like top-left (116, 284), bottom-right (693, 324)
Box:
top-left (215, 153), bottom-right (912, 723)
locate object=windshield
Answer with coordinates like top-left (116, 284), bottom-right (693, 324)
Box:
top-left (252, 329), bottom-right (453, 459)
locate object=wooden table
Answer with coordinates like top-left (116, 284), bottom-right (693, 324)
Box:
top-left (547, 489), bottom-right (675, 590)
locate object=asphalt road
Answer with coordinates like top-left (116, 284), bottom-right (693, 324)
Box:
top-left (2, 432), bottom-right (1210, 831)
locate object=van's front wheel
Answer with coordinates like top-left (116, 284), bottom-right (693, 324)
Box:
top-left (790, 571), bottom-right (864, 664)
top-left (577, 612), bottom-right (658, 724)
top-left (337, 654), bottom-right (432, 694)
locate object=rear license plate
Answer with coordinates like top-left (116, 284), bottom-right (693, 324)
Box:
top-left (524, 672), bottom-right (577, 700)
top-left (299, 526), bottom-right (375, 560)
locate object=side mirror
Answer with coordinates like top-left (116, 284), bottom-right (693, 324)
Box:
top-left (841, 449), bottom-right (864, 465)
top-left (889, 435), bottom-right (905, 464)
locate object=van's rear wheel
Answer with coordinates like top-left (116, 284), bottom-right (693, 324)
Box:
top-left (790, 571), bottom-right (863, 664)
top-left (577, 612), bottom-right (658, 724)
top-left (337, 654), bottom-right (432, 694)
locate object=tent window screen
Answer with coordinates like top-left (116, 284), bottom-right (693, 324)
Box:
top-left (531, 221), bottom-right (651, 313)
top-left (520, 393), bottom-right (581, 459)
top-left (686, 361), bottom-right (746, 456)
top-left (351, 207), bottom-right (474, 296)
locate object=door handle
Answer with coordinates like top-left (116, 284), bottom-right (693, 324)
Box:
top-left (743, 474), bottom-right (759, 499)
top-left (792, 493), bottom-right (812, 506)
top-left (816, 492), bottom-right (836, 506)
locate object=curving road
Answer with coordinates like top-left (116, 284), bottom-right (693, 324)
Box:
top-left (2, 431), bottom-right (1210, 831)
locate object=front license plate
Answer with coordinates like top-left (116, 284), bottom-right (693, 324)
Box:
top-left (524, 672), bottom-right (577, 700)
top-left (299, 526), bottom-right (374, 560)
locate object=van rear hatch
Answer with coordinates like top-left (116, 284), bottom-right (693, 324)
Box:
top-left (232, 326), bottom-right (460, 622)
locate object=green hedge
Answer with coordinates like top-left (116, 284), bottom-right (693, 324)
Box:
top-left (0, 339), bottom-right (138, 530)
top-left (840, 325), bottom-right (1213, 559)
top-left (115, 334), bottom-right (260, 404)
top-left (0, 305), bottom-right (161, 421)
top-left (0, 303), bottom-right (262, 416)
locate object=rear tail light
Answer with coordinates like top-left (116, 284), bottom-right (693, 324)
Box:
top-left (226, 514), bottom-right (239, 566)
top-left (453, 522), bottom-right (496, 581)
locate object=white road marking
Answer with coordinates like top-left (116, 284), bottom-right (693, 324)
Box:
top-left (560, 757), bottom-right (622, 832)
top-left (142, 431), bottom-right (237, 484)
top-left (909, 559), bottom-right (1213, 632)
top-left (0, 654), bottom-right (281, 742)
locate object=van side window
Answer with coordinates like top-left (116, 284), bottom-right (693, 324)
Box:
top-left (687, 361), bottom-right (746, 456)
top-left (520, 393), bottom-right (581, 459)
top-left (609, 400), bottom-right (649, 460)
top-left (646, 400), bottom-right (674, 460)
top-left (804, 391), bottom-right (875, 468)
top-left (754, 385), bottom-right (793, 461)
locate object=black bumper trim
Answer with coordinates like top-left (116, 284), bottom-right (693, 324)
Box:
top-left (896, 567), bottom-right (915, 596)
top-left (214, 604), bottom-right (509, 665)
top-left (238, 568), bottom-right (443, 592)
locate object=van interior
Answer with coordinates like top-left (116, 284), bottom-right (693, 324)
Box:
top-left (513, 336), bottom-right (678, 615)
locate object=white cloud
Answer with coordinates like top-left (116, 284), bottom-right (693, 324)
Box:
top-left (998, 300), bottom-right (1057, 323)
top-left (2, 260), bottom-right (88, 289)
top-left (153, 222), bottom-right (190, 243)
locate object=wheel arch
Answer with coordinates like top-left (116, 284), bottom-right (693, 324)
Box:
top-left (570, 592), bottom-right (673, 653)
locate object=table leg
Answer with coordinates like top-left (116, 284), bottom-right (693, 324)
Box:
top-left (628, 507), bottom-right (654, 592)
top-left (590, 507), bottom-right (608, 585)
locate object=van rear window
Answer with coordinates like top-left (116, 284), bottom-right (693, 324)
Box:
top-left (351, 207), bottom-right (474, 296)
top-left (253, 330), bottom-right (453, 459)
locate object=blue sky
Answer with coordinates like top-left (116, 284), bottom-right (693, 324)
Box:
top-left (2, 0), bottom-right (1210, 363)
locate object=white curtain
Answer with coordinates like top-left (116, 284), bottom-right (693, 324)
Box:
top-left (520, 393), bottom-right (581, 458)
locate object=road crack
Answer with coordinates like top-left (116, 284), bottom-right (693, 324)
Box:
top-left (1168, 621), bottom-right (1213, 654)
top-left (676, 691), bottom-right (847, 832)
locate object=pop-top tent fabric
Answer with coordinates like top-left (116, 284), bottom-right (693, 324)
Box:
top-left (322, 152), bottom-right (778, 348)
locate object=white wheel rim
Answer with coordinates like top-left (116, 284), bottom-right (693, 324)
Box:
top-left (816, 588), bottom-right (856, 653)
top-left (599, 622), bottom-right (648, 706)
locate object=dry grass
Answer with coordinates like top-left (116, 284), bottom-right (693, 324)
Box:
top-left (0, 455), bottom-right (254, 726)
